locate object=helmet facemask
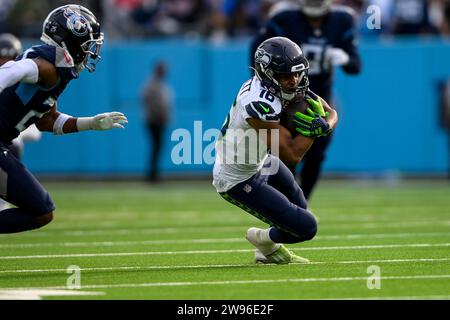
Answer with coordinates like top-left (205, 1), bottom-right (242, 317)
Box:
top-left (273, 68), bottom-right (310, 102)
top-left (301, 0), bottom-right (332, 17)
top-left (79, 33), bottom-right (104, 72)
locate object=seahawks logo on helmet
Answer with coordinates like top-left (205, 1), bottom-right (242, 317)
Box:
top-left (63, 7), bottom-right (90, 37)
top-left (255, 48), bottom-right (272, 68)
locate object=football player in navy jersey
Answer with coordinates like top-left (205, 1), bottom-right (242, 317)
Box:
top-left (0, 5), bottom-right (128, 233)
top-left (250, 0), bottom-right (361, 200)
top-left (213, 37), bottom-right (338, 264)
top-left (0, 33), bottom-right (43, 212)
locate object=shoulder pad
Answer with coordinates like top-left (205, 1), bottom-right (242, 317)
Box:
top-left (330, 5), bottom-right (357, 20)
top-left (25, 45), bottom-right (74, 68)
top-left (268, 2), bottom-right (301, 19)
top-left (54, 46), bottom-right (74, 68)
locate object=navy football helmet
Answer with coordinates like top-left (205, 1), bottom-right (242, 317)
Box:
top-left (254, 37), bottom-right (309, 102)
top-left (301, 0), bottom-right (332, 17)
top-left (40, 4), bottom-right (104, 72)
top-left (0, 33), bottom-right (22, 59)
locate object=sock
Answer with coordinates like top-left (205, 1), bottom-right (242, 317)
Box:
top-left (0, 198), bottom-right (11, 211)
top-left (0, 208), bottom-right (43, 233)
top-left (247, 227), bottom-right (280, 256)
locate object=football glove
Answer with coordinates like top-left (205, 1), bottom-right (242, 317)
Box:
top-left (77, 112), bottom-right (128, 131)
top-left (92, 112), bottom-right (128, 130)
top-left (293, 108), bottom-right (331, 137)
top-left (324, 47), bottom-right (350, 67)
top-left (306, 94), bottom-right (327, 117)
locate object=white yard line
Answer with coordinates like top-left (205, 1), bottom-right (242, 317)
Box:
top-left (2, 274), bottom-right (449, 290)
top-left (323, 295), bottom-right (450, 300)
top-left (0, 238), bottom-right (244, 248)
top-left (0, 243), bottom-right (448, 260)
top-left (4, 220), bottom-right (448, 238)
top-left (1, 232), bottom-right (449, 249)
top-left (0, 258), bottom-right (448, 274)
top-left (0, 289), bottom-right (104, 300)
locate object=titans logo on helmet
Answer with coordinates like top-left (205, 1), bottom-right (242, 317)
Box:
top-left (63, 8), bottom-right (90, 37)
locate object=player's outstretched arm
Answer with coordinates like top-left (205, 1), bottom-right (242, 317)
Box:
top-left (0, 56), bottom-right (70, 99)
top-left (247, 118), bottom-right (314, 166)
top-left (35, 104), bottom-right (128, 134)
top-left (0, 59), bottom-right (40, 94)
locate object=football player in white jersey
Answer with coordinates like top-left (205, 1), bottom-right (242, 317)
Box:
top-left (213, 37), bottom-right (338, 264)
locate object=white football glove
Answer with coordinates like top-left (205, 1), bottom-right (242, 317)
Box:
top-left (324, 47), bottom-right (350, 67)
top-left (77, 112), bottom-right (128, 131)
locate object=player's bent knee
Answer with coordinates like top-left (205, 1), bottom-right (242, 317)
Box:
top-left (303, 223), bottom-right (317, 241)
top-left (36, 211), bottom-right (53, 227)
top-left (300, 214), bottom-right (317, 241)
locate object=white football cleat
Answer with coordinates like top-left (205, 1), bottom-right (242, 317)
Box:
top-left (246, 227), bottom-right (310, 264)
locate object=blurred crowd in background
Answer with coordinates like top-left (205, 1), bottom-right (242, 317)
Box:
top-left (0, 0), bottom-right (450, 42)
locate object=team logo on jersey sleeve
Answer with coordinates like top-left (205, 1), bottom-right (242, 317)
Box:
top-left (245, 101), bottom-right (279, 121)
top-left (63, 8), bottom-right (90, 36)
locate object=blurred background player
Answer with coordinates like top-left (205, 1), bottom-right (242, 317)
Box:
top-left (0, 33), bottom-right (42, 211)
top-left (213, 37), bottom-right (337, 264)
top-left (141, 60), bottom-right (173, 183)
top-left (0, 33), bottom-right (22, 66)
top-left (0, 4), bottom-right (128, 233)
top-left (250, 0), bottom-right (361, 200)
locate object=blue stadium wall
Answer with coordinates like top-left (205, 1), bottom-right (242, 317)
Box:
top-left (22, 37), bottom-right (450, 177)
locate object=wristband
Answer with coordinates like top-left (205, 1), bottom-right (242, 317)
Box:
top-left (76, 117), bottom-right (94, 131)
top-left (53, 113), bottom-right (71, 135)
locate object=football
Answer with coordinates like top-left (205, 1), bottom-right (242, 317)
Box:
top-left (279, 96), bottom-right (311, 137)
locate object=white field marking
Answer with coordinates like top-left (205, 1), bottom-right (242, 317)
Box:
top-left (0, 238), bottom-right (244, 249)
top-left (2, 226), bottom-right (241, 237)
top-left (4, 220), bottom-right (450, 238)
top-left (321, 220), bottom-right (450, 230)
top-left (36, 211), bottom-right (447, 225)
top-left (0, 243), bottom-right (448, 260)
top-left (0, 258), bottom-right (449, 275)
top-left (58, 211), bottom-right (200, 221)
top-left (1, 232), bottom-right (449, 249)
top-left (323, 295), bottom-right (450, 300)
top-left (45, 216), bottom-right (450, 227)
top-left (0, 289), bottom-right (104, 300)
top-left (3, 274), bottom-right (449, 290)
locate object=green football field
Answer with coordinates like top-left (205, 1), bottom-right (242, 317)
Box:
top-left (0, 179), bottom-right (449, 300)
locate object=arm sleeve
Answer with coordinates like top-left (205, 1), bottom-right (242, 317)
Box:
top-left (339, 15), bottom-right (361, 75)
top-left (0, 59), bottom-right (39, 93)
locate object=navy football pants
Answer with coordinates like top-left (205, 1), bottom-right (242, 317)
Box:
top-left (295, 132), bottom-right (333, 200)
top-left (0, 145), bottom-right (55, 216)
top-left (220, 156), bottom-right (317, 244)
